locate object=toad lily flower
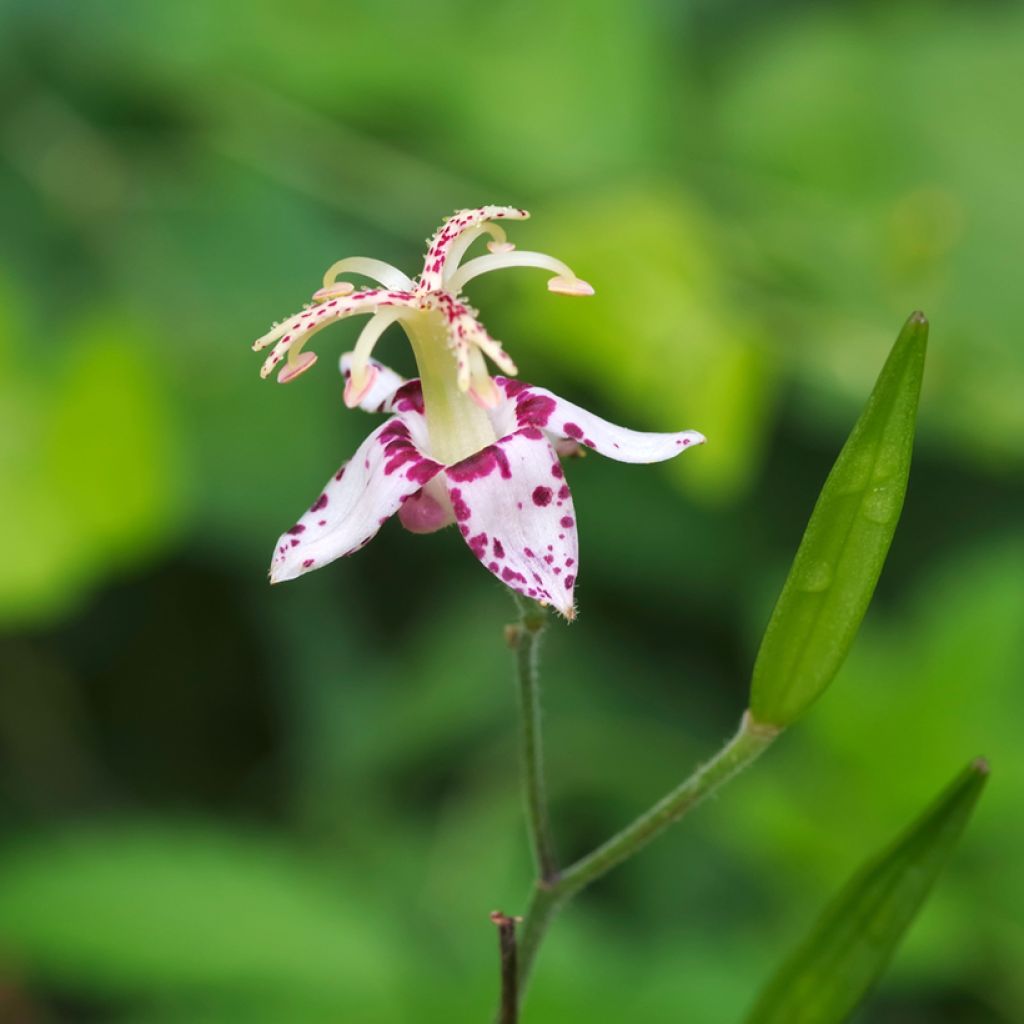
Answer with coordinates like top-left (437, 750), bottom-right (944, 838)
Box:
top-left (253, 206), bottom-right (704, 618)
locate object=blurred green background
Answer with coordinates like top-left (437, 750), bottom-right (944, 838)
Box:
top-left (1, 1), bottom-right (1021, 1021)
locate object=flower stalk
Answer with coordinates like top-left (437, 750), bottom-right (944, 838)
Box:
top-left (509, 596), bottom-right (558, 883)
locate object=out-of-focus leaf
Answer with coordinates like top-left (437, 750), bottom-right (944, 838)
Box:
top-left (750, 312), bottom-right (927, 726)
top-left (500, 185), bottom-right (779, 503)
top-left (0, 822), bottom-right (399, 1012)
top-left (716, 8), bottom-right (1024, 469)
top-left (0, 301), bottom-right (185, 625)
top-left (745, 758), bottom-right (988, 1024)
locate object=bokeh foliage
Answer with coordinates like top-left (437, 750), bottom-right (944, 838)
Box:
top-left (1, 1), bottom-right (1021, 1021)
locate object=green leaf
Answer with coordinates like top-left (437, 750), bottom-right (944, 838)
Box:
top-left (745, 758), bottom-right (989, 1024)
top-left (749, 311), bottom-right (928, 726)
top-left (0, 822), bottom-right (400, 1010)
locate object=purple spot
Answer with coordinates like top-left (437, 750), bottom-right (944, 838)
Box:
top-left (564, 574), bottom-right (575, 590)
top-left (532, 486), bottom-right (552, 507)
top-left (407, 460), bottom-right (439, 485)
top-left (524, 547), bottom-right (535, 558)
top-left (516, 393), bottom-right (556, 427)
top-left (493, 538), bottom-right (505, 558)
top-left (287, 524), bottom-right (306, 535)
top-left (566, 558), bottom-right (575, 566)
top-left (302, 559), bottom-right (314, 568)
top-left (551, 463), bottom-right (564, 479)
top-left (335, 466), bottom-right (346, 481)
top-left (392, 381), bottom-right (425, 415)
top-left (318, 519), bottom-right (327, 526)
top-left (560, 516), bottom-right (575, 529)
top-left (449, 487), bottom-right (471, 522)
top-left (488, 561), bottom-right (499, 572)
top-left (290, 538), bottom-right (300, 547)
top-left (564, 422), bottom-right (583, 439)
top-left (502, 567), bottom-right (527, 584)
top-left (557, 485), bottom-right (570, 500)
top-left (447, 445), bottom-right (512, 482)
top-left (469, 532), bottom-right (488, 558)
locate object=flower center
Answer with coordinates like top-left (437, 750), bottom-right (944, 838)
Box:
top-left (401, 310), bottom-right (498, 465)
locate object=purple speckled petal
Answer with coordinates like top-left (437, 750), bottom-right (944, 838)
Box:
top-left (269, 417), bottom-right (443, 582)
top-left (494, 377), bottom-right (706, 464)
top-left (444, 427), bottom-right (579, 619)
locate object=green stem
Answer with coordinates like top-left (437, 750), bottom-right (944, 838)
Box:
top-left (510, 595), bottom-right (558, 883)
top-left (515, 710), bottom-right (780, 997)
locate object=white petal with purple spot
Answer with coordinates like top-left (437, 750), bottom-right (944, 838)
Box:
top-left (270, 417), bottom-right (443, 582)
top-left (495, 378), bottom-right (705, 463)
top-left (444, 427), bottom-right (579, 618)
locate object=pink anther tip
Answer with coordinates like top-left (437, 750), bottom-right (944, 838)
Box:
top-left (312, 282), bottom-right (355, 302)
top-left (277, 350), bottom-right (318, 383)
top-left (547, 276), bottom-right (595, 296)
top-left (343, 364), bottom-right (379, 408)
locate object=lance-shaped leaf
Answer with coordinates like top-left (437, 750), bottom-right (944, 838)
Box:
top-left (750, 312), bottom-right (928, 726)
top-left (746, 758), bottom-right (989, 1024)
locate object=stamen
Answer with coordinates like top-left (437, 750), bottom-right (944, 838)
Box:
top-left (321, 257), bottom-right (413, 292)
top-left (445, 250), bottom-right (593, 296)
top-left (345, 308), bottom-right (408, 408)
top-left (466, 348), bottom-right (501, 409)
top-left (442, 223), bottom-right (513, 281)
top-left (547, 275), bottom-right (595, 296)
top-left (313, 282), bottom-right (355, 302)
top-left (343, 363), bottom-right (380, 408)
top-left (278, 350), bottom-right (318, 384)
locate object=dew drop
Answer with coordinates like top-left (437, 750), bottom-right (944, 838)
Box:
top-left (799, 560), bottom-right (833, 593)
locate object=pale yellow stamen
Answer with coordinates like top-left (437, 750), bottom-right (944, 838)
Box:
top-left (278, 350), bottom-right (318, 384)
top-left (445, 250), bottom-right (593, 296)
top-left (442, 223), bottom-right (512, 284)
top-left (345, 308), bottom-right (408, 407)
top-left (466, 348), bottom-right (501, 409)
top-left (312, 281), bottom-right (355, 302)
top-left (321, 257), bottom-right (413, 292)
top-left (547, 275), bottom-right (595, 296)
